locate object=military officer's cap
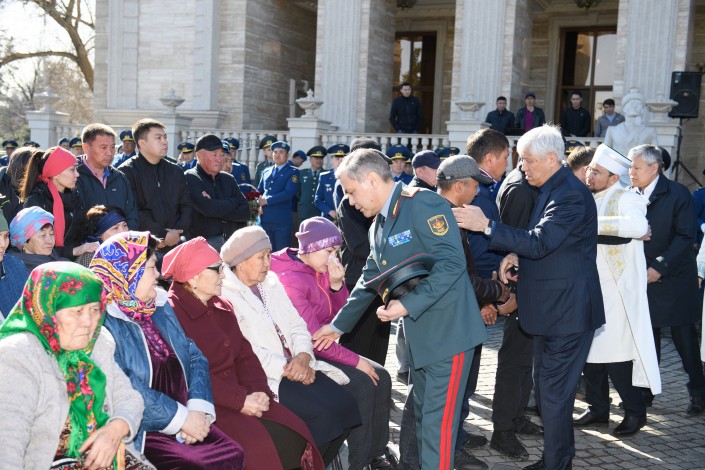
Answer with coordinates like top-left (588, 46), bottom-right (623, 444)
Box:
top-left (386, 144), bottom-right (411, 161)
top-left (177, 142), bottom-right (196, 154)
top-left (564, 139), bottom-right (584, 156)
top-left (327, 144), bottom-right (350, 157)
top-left (24, 141), bottom-right (40, 148)
top-left (2, 139), bottom-right (18, 149)
top-left (119, 130), bottom-right (135, 142)
top-left (307, 146), bottom-right (327, 158)
top-left (69, 137), bottom-right (82, 148)
top-left (412, 150), bottom-right (441, 169)
top-left (196, 134), bottom-right (223, 152)
top-left (292, 150), bottom-right (307, 162)
top-left (364, 253), bottom-right (435, 307)
top-left (437, 146), bottom-right (460, 160)
top-left (271, 141), bottom-right (291, 152)
top-left (58, 137), bottom-right (70, 146)
top-left (223, 137), bottom-right (239, 150)
top-left (259, 135), bottom-right (277, 150)
top-left (222, 141), bottom-right (231, 154)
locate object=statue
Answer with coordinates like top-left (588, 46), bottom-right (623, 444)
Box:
top-left (604, 88), bottom-right (658, 157)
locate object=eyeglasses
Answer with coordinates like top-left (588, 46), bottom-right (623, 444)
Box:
top-left (206, 263), bottom-right (225, 273)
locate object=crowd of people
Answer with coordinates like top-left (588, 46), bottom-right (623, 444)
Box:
top-left (0, 114), bottom-right (703, 470)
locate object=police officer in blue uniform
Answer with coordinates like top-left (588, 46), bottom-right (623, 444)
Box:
top-left (69, 137), bottom-right (83, 158)
top-left (1, 140), bottom-right (18, 167)
top-left (223, 137), bottom-right (251, 187)
top-left (254, 135), bottom-right (277, 187)
top-left (290, 149), bottom-right (307, 168)
top-left (58, 137), bottom-right (70, 150)
top-left (257, 141), bottom-right (300, 250)
top-left (315, 144), bottom-right (349, 220)
top-left (113, 130), bottom-right (137, 167)
top-left (386, 144), bottom-right (413, 184)
top-left (177, 142), bottom-right (196, 171)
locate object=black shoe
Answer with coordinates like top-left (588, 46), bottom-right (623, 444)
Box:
top-left (524, 404), bottom-right (539, 415)
top-left (612, 415), bottom-right (647, 437)
top-left (522, 460), bottom-right (545, 470)
top-left (462, 433), bottom-right (488, 450)
top-left (453, 449), bottom-right (488, 470)
top-left (513, 416), bottom-right (543, 436)
top-left (490, 430), bottom-right (529, 460)
top-left (396, 371), bottom-right (409, 385)
top-left (687, 396), bottom-right (705, 415)
top-left (573, 410), bottom-right (609, 427)
top-left (370, 455), bottom-right (396, 469)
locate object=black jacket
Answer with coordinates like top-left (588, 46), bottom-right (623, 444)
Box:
top-left (337, 197), bottom-right (373, 289)
top-left (408, 177), bottom-right (436, 191)
top-left (119, 154), bottom-right (192, 238)
top-left (23, 181), bottom-right (84, 259)
top-left (560, 107), bottom-right (591, 137)
top-left (185, 164), bottom-right (250, 240)
top-left (76, 160), bottom-right (139, 229)
top-left (0, 167), bottom-right (20, 224)
top-left (497, 165), bottom-right (539, 231)
top-left (389, 95), bottom-right (424, 133)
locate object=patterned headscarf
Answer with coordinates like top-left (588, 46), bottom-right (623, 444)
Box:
top-left (89, 231), bottom-right (156, 320)
top-left (0, 262), bottom-right (108, 459)
top-left (9, 206), bottom-right (54, 250)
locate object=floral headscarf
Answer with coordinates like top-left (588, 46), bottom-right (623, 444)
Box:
top-left (0, 261), bottom-right (108, 459)
top-left (89, 231), bottom-right (156, 320)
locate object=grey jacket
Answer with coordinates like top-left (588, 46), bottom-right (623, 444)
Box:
top-left (0, 330), bottom-right (150, 470)
top-left (594, 112), bottom-right (625, 137)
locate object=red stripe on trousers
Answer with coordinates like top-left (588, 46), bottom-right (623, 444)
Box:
top-left (439, 352), bottom-right (464, 470)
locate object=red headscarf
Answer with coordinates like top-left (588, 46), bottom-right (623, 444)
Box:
top-left (162, 237), bottom-right (222, 282)
top-left (39, 147), bottom-right (77, 247)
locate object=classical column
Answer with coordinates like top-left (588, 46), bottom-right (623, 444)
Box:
top-left (314, 0), bottom-right (395, 132)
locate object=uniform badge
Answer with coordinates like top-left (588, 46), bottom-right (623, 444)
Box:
top-left (388, 230), bottom-right (412, 247)
top-left (427, 215), bottom-right (449, 236)
top-left (292, 175), bottom-right (298, 183)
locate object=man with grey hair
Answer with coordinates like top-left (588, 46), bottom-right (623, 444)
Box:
top-left (628, 144), bottom-right (705, 415)
top-left (313, 148), bottom-right (487, 470)
top-left (453, 124), bottom-right (605, 470)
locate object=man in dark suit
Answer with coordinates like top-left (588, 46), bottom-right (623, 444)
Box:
top-left (628, 144), bottom-right (705, 414)
top-left (314, 148), bottom-right (486, 470)
top-left (454, 124), bottom-right (605, 470)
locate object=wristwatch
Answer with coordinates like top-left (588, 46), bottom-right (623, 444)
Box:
top-left (483, 220), bottom-right (495, 236)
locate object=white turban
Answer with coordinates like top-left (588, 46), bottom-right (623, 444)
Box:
top-left (591, 144), bottom-right (631, 176)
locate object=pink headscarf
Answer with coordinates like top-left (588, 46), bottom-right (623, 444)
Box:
top-left (162, 237), bottom-right (222, 282)
top-left (39, 147), bottom-right (77, 247)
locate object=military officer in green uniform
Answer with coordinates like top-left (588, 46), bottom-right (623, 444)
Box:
top-left (314, 148), bottom-right (487, 470)
top-left (253, 134), bottom-right (277, 187)
top-left (298, 145), bottom-right (326, 221)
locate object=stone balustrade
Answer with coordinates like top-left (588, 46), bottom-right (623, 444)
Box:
top-left (320, 132), bottom-right (450, 154)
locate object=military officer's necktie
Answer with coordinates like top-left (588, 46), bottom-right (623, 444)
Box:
top-left (375, 214), bottom-right (386, 246)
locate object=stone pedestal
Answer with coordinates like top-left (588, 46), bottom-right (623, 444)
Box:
top-left (26, 110), bottom-right (70, 149)
top-left (446, 120), bottom-right (485, 150)
top-left (287, 117), bottom-right (332, 155)
top-left (155, 113), bottom-right (194, 159)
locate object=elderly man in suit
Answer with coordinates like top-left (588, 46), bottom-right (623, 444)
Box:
top-left (314, 148), bottom-right (487, 470)
top-left (453, 124), bottom-right (605, 470)
top-left (628, 144), bottom-right (705, 414)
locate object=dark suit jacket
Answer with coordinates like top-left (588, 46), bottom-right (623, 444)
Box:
top-left (488, 165), bottom-right (605, 336)
top-left (514, 107), bottom-right (546, 132)
top-left (643, 175), bottom-right (699, 327)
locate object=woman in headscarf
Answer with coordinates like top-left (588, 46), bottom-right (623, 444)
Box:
top-left (0, 214), bottom-right (28, 320)
top-left (219, 226), bottom-right (361, 466)
top-left (9, 206), bottom-right (68, 270)
top-left (0, 261), bottom-right (152, 469)
top-left (90, 231), bottom-right (244, 469)
top-left (0, 145), bottom-right (36, 223)
top-left (164, 237), bottom-right (325, 470)
top-left (75, 205), bottom-right (129, 267)
top-left (271, 216), bottom-right (394, 470)
top-left (21, 146), bottom-right (98, 259)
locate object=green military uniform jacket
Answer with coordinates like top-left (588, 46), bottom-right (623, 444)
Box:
top-left (332, 183), bottom-right (487, 369)
top-left (297, 168), bottom-right (322, 221)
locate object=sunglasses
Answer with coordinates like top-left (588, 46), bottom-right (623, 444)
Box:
top-left (206, 263), bottom-right (225, 273)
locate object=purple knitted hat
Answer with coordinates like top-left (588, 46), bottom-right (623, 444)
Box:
top-left (296, 217), bottom-right (342, 254)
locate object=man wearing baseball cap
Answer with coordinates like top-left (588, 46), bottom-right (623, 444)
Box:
top-left (408, 150), bottom-right (441, 190)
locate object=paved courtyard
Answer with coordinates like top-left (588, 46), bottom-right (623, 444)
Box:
top-left (383, 319), bottom-right (705, 470)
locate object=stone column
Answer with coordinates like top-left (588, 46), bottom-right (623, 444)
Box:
top-left (26, 110), bottom-right (70, 150)
top-left (314, 0), bottom-right (395, 132)
top-left (157, 113), bottom-right (194, 160)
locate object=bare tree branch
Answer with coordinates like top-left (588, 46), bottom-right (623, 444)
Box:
top-left (0, 50), bottom-right (78, 66)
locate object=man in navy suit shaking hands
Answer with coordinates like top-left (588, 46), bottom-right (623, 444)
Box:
top-left (453, 124), bottom-right (605, 470)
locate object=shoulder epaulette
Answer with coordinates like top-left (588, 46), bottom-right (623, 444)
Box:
top-left (400, 186), bottom-right (420, 198)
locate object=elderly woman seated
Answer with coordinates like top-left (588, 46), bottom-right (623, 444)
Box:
top-left (0, 215), bottom-right (28, 320)
top-left (218, 226), bottom-right (361, 466)
top-left (271, 216), bottom-right (394, 470)
top-left (0, 262), bottom-right (152, 469)
top-left (75, 205), bottom-right (129, 267)
top-left (90, 231), bottom-right (245, 469)
top-left (9, 206), bottom-right (67, 270)
top-left (163, 237), bottom-right (325, 469)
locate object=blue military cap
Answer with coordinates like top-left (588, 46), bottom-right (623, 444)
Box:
top-left (69, 137), bottom-right (82, 148)
top-left (307, 145), bottom-right (327, 158)
top-left (271, 141), bottom-right (291, 152)
top-left (223, 137), bottom-right (239, 150)
top-left (327, 144), bottom-right (350, 157)
top-left (364, 252), bottom-right (435, 307)
top-left (119, 130), bottom-right (134, 142)
top-left (386, 144), bottom-right (411, 161)
top-left (564, 139), bottom-right (584, 156)
top-left (222, 141), bottom-right (231, 154)
top-left (259, 135), bottom-right (277, 150)
top-left (292, 150), bottom-right (307, 162)
top-left (58, 137), bottom-right (70, 146)
top-left (23, 141), bottom-right (40, 148)
top-left (2, 139), bottom-right (18, 149)
top-left (437, 146), bottom-right (460, 160)
top-left (177, 142), bottom-right (195, 154)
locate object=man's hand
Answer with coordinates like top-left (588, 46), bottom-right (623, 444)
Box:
top-left (496, 293), bottom-right (518, 316)
top-left (159, 229), bottom-right (183, 248)
top-left (328, 210), bottom-right (337, 220)
top-left (480, 304), bottom-right (498, 325)
top-left (647, 267), bottom-right (662, 283)
top-left (201, 190), bottom-right (212, 200)
top-left (451, 205), bottom-right (490, 232)
top-left (499, 253), bottom-right (519, 283)
top-left (258, 196), bottom-right (267, 207)
top-left (313, 325), bottom-right (342, 351)
top-left (638, 225), bottom-right (652, 241)
top-left (377, 299), bottom-right (409, 322)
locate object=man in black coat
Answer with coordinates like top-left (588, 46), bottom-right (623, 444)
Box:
top-left (389, 82), bottom-right (424, 134)
top-left (560, 91), bottom-right (591, 137)
top-left (628, 144), bottom-right (705, 414)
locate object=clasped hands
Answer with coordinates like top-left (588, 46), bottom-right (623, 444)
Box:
top-left (178, 410), bottom-right (211, 445)
top-left (282, 352), bottom-right (316, 385)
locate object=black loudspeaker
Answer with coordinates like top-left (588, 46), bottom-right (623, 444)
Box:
top-left (668, 71), bottom-right (701, 119)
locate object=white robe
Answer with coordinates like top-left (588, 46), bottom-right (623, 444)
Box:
top-left (586, 183), bottom-right (662, 394)
top-left (695, 240), bottom-right (705, 361)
